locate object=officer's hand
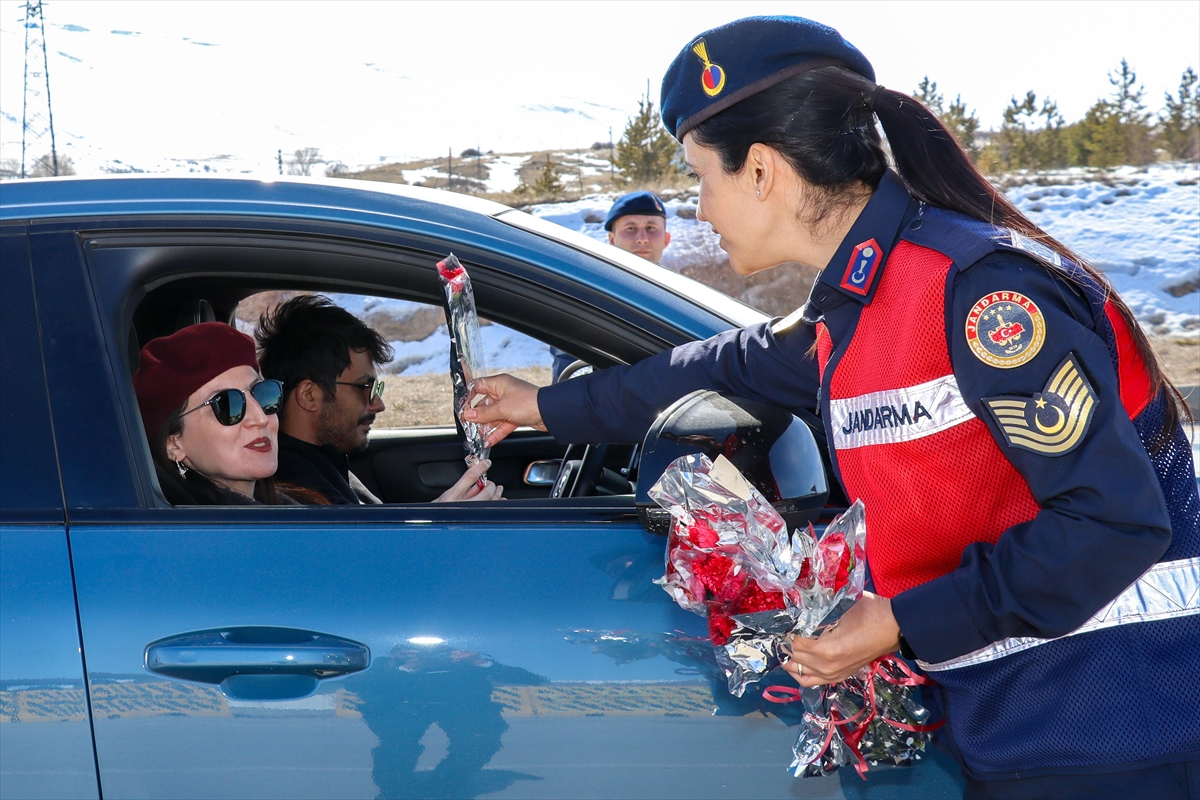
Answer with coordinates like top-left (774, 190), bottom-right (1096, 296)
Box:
top-left (434, 459), bottom-right (504, 502)
top-left (463, 374), bottom-right (544, 447)
top-left (781, 592), bottom-right (902, 686)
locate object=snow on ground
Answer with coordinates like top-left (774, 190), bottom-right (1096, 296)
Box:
top-left (325, 292), bottom-right (553, 373)
top-left (1005, 163), bottom-right (1200, 340)
top-left (324, 291), bottom-right (556, 376)
top-left (265, 164), bottom-right (1199, 383)
top-left (398, 165), bottom-right (444, 187)
top-left (325, 293), bottom-right (425, 321)
top-left (528, 164), bottom-right (1200, 340)
top-left (386, 323), bottom-right (551, 376)
top-left (485, 155), bottom-right (526, 194)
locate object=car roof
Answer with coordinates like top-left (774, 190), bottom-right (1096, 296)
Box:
top-left (0, 175), bottom-right (766, 329)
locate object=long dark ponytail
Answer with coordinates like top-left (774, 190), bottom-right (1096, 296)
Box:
top-left (690, 66), bottom-right (1189, 443)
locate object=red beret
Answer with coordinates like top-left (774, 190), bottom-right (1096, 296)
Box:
top-left (134, 322), bottom-right (260, 439)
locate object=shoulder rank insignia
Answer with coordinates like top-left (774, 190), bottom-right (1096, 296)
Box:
top-left (983, 353), bottom-right (1097, 456)
top-left (839, 238), bottom-right (883, 297)
top-left (966, 290), bottom-right (1046, 368)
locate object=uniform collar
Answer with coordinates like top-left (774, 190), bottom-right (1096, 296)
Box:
top-left (812, 169), bottom-right (916, 306)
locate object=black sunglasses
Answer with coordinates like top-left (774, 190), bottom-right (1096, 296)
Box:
top-left (180, 379), bottom-right (284, 426)
top-left (335, 378), bottom-right (385, 403)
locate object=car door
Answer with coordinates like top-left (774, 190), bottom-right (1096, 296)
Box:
top-left (0, 226), bottom-right (99, 800)
top-left (39, 212), bottom-right (964, 799)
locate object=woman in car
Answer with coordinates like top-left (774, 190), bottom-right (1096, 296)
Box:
top-left (465, 15), bottom-right (1199, 799)
top-left (134, 321), bottom-right (297, 505)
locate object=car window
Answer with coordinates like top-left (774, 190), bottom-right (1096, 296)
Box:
top-left (235, 291), bottom-right (556, 429)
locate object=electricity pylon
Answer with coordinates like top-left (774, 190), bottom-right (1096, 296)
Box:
top-left (21, 0), bottom-right (58, 178)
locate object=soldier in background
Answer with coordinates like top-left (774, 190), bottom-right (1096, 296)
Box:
top-left (551, 191), bottom-right (672, 382)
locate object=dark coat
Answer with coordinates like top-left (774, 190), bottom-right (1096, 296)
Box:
top-left (275, 431), bottom-right (381, 505)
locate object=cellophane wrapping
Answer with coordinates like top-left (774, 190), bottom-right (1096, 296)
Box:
top-left (648, 453), bottom-right (936, 778)
top-left (436, 253), bottom-right (492, 468)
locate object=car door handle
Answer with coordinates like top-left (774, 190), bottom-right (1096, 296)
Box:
top-left (145, 626), bottom-right (370, 700)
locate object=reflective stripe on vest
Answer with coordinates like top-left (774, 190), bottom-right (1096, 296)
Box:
top-left (830, 373), bottom-right (977, 450)
top-left (919, 556), bottom-right (1200, 672)
top-left (817, 240), bottom-right (1043, 596)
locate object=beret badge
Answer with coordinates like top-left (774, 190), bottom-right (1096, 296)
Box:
top-left (691, 39), bottom-right (726, 97)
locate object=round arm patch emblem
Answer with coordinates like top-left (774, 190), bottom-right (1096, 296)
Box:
top-left (965, 291), bottom-right (1046, 368)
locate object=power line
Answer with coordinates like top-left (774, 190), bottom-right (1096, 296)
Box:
top-left (21, 0), bottom-right (59, 178)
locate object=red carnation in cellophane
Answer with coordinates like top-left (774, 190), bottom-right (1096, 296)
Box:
top-left (731, 582), bottom-right (786, 615)
top-left (685, 512), bottom-right (722, 549)
top-left (707, 605), bottom-right (737, 645)
top-left (693, 552), bottom-right (739, 598)
top-left (817, 531), bottom-right (854, 593)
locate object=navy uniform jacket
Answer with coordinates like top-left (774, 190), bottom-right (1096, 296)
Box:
top-left (538, 170), bottom-right (1199, 778)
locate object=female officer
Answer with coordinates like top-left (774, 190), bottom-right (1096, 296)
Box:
top-left (467, 15), bottom-right (1199, 799)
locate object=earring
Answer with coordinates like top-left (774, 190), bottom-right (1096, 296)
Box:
top-left (756, 190), bottom-right (761, 197)
top-left (176, 459), bottom-right (188, 478)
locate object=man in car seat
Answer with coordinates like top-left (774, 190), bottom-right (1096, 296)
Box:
top-left (552, 191), bottom-right (673, 381)
top-left (256, 295), bottom-right (501, 504)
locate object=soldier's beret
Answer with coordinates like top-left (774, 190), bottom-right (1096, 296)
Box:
top-left (605, 191), bottom-right (667, 231)
top-left (660, 16), bottom-right (875, 140)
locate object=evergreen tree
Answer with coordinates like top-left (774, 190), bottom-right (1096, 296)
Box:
top-left (996, 91), bottom-right (1066, 170)
top-left (1160, 66), bottom-right (1200, 161)
top-left (913, 77), bottom-right (980, 159)
top-left (1072, 59), bottom-right (1154, 167)
top-left (913, 76), bottom-right (944, 115)
top-left (614, 91), bottom-right (681, 184)
top-left (515, 153), bottom-right (565, 201)
top-left (533, 154), bottom-right (565, 197)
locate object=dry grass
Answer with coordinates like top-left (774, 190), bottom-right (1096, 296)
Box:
top-left (1152, 336), bottom-right (1200, 388)
top-left (341, 147), bottom-right (660, 209)
top-left (375, 366), bottom-right (553, 428)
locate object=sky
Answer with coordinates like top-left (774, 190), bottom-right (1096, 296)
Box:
top-left (1, 0), bottom-right (1197, 174)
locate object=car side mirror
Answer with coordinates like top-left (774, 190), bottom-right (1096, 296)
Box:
top-left (635, 391), bottom-right (830, 535)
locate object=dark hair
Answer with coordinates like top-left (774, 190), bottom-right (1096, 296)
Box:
top-left (691, 66), bottom-right (1189, 444)
top-left (256, 295), bottom-right (394, 402)
top-left (152, 403), bottom-right (284, 505)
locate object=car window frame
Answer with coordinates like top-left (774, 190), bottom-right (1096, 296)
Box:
top-left (0, 225), bottom-right (68, 522)
top-left (71, 215), bottom-right (731, 518)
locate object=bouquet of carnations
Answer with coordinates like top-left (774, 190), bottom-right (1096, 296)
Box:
top-left (649, 453), bottom-right (939, 778)
top-left (436, 253), bottom-right (492, 472)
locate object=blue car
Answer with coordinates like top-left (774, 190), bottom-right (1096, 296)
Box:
top-left (0, 177), bottom-right (965, 799)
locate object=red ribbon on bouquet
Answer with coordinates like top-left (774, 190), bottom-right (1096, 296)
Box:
top-left (762, 654), bottom-right (944, 779)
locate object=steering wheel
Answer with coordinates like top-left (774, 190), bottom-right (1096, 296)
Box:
top-left (556, 359), bottom-right (593, 384)
top-left (548, 443), bottom-right (609, 498)
top-left (546, 359), bottom-right (604, 497)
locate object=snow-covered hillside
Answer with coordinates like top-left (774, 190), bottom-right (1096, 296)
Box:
top-left (1004, 165), bottom-right (1199, 340)
top-left (530, 162), bottom-right (1200, 341)
top-left (319, 162), bottom-right (1197, 380)
top-left (322, 294), bottom-right (555, 376)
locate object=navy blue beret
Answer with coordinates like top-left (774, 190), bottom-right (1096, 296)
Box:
top-left (604, 191), bottom-right (666, 231)
top-left (660, 16), bottom-right (875, 140)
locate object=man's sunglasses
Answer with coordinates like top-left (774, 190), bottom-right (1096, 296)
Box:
top-left (335, 378), bottom-right (385, 403)
top-left (180, 379), bottom-right (284, 426)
